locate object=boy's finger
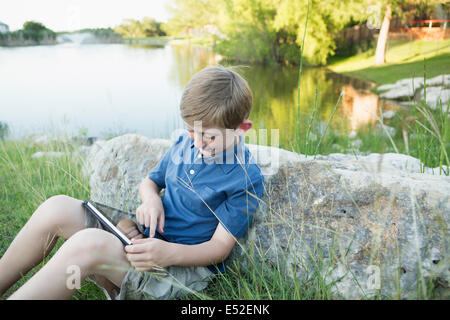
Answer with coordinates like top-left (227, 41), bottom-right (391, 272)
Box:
top-left (144, 212), bottom-right (150, 228)
top-left (136, 210), bottom-right (142, 225)
top-left (126, 253), bottom-right (149, 263)
top-left (150, 213), bottom-right (157, 238)
top-left (158, 214), bottom-right (165, 234)
top-left (127, 229), bottom-right (140, 239)
top-left (131, 237), bottom-right (148, 244)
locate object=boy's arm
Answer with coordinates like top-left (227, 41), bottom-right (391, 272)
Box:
top-left (125, 222), bottom-right (236, 270)
top-left (138, 176), bottom-right (161, 203)
top-left (136, 177), bottom-right (165, 235)
top-left (170, 222), bottom-right (236, 267)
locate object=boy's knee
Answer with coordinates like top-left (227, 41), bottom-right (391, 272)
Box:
top-left (37, 195), bottom-right (83, 228)
top-left (43, 194), bottom-right (77, 211)
top-left (61, 229), bottom-right (123, 270)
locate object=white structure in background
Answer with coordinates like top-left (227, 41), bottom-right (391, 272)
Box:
top-left (0, 22), bottom-right (9, 33)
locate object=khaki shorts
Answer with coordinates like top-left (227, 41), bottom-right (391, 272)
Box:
top-left (83, 200), bottom-right (214, 300)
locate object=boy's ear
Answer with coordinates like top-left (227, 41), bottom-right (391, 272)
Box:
top-left (235, 119), bottom-right (253, 136)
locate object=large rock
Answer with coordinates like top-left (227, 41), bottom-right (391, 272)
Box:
top-left (377, 75), bottom-right (450, 112)
top-left (418, 87), bottom-right (450, 111)
top-left (378, 77), bottom-right (425, 101)
top-left (82, 134), bottom-right (173, 212)
top-left (83, 134), bottom-right (450, 299)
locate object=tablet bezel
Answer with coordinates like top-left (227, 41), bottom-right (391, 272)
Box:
top-left (82, 200), bottom-right (132, 246)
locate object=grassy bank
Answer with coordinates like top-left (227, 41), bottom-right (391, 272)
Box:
top-left (0, 137), bottom-right (105, 299)
top-left (328, 39), bottom-right (450, 85)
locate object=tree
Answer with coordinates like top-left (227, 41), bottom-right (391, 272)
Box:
top-left (114, 18), bottom-right (166, 38)
top-left (21, 21), bottom-right (55, 43)
top-left (165, 0), bottom-right (217, 38)
top-left (23, 21), bottom-right (47, 32)
top-left (372, 0), bottom-right (444, 66)
top-left (374, 3), bottom-right (391, 65)
top-left (164, 0), bottom-right (383, 65)
top-left (272, 0), bottom-right (368, 65)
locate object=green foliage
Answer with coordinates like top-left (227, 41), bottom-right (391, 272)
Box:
top-left (114, 17), bottom-right (167, 38)
top-left (165, 0), bottom-right (369, 66)
top-left (213, 0), bottom-right (300, 66)
top-left (165, 0), bottom-right (217, 36)
top-left (23, 21), bottom-right (47, 32)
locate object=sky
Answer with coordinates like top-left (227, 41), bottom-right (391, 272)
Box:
top-left (0, 0), bottom-right (172, 31)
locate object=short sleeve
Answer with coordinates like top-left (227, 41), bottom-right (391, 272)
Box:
top-left (214, 172), bottom-right (264, 239)
top-left (148, 133), bottom-right (186, 189)
top-left (148, 150), bottom-right (171, 189)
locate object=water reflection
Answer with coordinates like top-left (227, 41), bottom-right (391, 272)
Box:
top-left (0, 42), bottom-right (395, 145)
top-left (329, 72), bottom-right (399, 132)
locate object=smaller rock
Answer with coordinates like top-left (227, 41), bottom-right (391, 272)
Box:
top-left (418, 87), bottom-right (450, 110)
top-left (377, 83), bottom-right (398, 92)
top-left (379, 86), bottom-right (415, 100)
top-left (425, 74), bottom-right (450, 87)
top-left (395, 77), bottom-right (424, 88)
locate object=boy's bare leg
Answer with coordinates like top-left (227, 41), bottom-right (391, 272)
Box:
top-left (0, 195), bottom-right (87, 296)
top-left (7, 228), bottom-right (130, 300)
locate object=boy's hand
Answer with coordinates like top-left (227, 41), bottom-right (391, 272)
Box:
top-left (116, 219), bottom-right (144, 240)
top-left (135, 198), bottom-right (165, 238)
top-left (125, 238), bottom-right (174, 271)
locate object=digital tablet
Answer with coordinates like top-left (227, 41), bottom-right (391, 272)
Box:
top-left (82, 199), bottom-right (132, 246)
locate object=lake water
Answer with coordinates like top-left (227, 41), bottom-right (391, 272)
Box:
top-left (0, 42), bottom-right (397, 149)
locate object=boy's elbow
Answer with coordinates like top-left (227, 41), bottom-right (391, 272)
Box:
top-left (211, 238), bottom-right (236, 264)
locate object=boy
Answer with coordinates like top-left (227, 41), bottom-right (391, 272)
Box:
top-left (0, 65), bottom-right (264, 300)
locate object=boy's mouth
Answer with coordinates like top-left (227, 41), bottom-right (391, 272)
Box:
top-left (200, 148), bottom-right (215, 157)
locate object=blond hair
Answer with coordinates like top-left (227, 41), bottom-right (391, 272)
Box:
top-left (180, 65), bottom-right (253, 129)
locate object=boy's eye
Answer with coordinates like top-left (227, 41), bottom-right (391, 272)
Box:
top-left (204, 135), bottom-right (215, 141)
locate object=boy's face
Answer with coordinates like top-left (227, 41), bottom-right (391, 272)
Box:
top-left (185, 121), bottom-right (239, 158)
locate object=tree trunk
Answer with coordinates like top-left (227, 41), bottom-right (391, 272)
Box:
top-left (374, 3), bottom-right (392, 66)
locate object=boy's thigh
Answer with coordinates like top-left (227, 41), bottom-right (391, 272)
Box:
top-left (37, 195), bottom-right (86, 240)
top-left (68, 228), bottom-right (130, 287)
top-left (119, 265), bottom-right (215, 300)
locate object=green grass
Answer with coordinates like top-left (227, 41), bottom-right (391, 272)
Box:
top-left (0, 136), bottom-right (107, 300)
top-left (328, 39), bottom-right (450, 85)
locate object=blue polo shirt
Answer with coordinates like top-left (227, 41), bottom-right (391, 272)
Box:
top-left (146, 131), bottom-right (264, 273)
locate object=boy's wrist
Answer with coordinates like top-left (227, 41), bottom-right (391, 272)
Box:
top-left (167, 241), bottom-right (182, 266)
top-left (141, 192), bottom-right (161, 205)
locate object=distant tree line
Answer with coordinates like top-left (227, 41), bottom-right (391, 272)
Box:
top-left (114, 17), bottom-right (167, 38)
top-left (0, 21), bottom-right (56, 46)
top-left (74, 28), bottom-right (123, 43)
